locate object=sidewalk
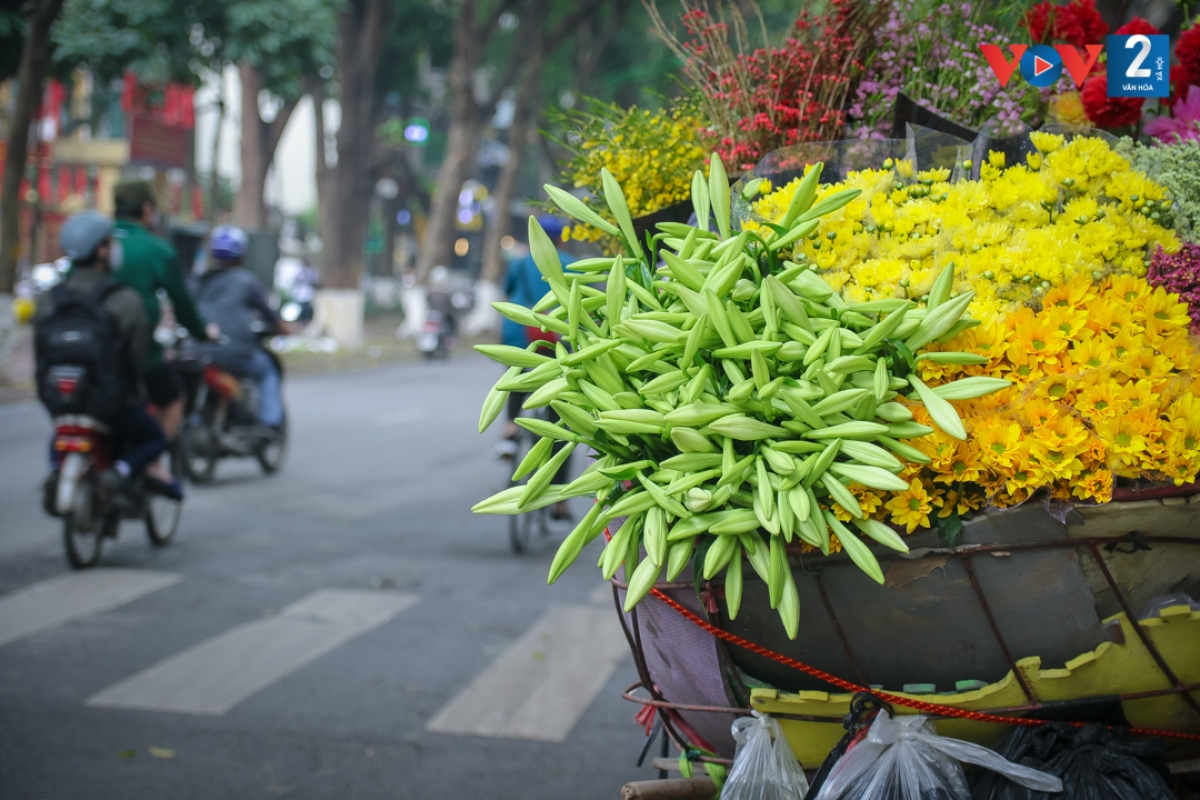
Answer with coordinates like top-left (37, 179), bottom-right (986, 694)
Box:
top-left (0, 327), bottom-right (35, 404)
top-left (280, 313), bottom-right (493, 376)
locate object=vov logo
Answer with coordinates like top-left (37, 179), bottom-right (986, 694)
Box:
top-left (981, 35), bottom-right (1170, 97)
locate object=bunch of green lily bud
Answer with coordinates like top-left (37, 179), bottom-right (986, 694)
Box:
top-left (472, 154), bottom-right (1009, 638)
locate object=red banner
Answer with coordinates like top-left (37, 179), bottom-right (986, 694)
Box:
top-left (129, 113), bottom-right (190, 169)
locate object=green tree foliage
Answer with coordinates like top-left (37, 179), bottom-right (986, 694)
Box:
top-left (51, 0), bottom-right (336, 94)
top-left (51, 0), bottom-right (222, 84)
top-left (374, 0), bottom-right (453, 103)
top-left (0, 0), bottom-right (25, 82)
top-left (224, 0), bottom-right (336, 96)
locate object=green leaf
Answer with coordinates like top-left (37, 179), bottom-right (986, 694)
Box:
top-left (601, 167), bottom-right (645, 261)
top-left (705, 761), bottom-right (727, 789)
top-left (939, 510), bottom-right (964, 546)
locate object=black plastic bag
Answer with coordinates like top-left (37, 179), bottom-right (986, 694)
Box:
top-left (969, 723), bottom-right (1175, 800)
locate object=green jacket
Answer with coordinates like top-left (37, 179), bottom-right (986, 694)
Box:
top-left (111, 220), bottom-right (209, 369)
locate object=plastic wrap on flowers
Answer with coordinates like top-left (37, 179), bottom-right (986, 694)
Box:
top-left (730, 139), bottom-right (908, 229)
top-left (730, 125), bottom-right (975, 230)
top-left (733, 129), bottom-right (1194, 521)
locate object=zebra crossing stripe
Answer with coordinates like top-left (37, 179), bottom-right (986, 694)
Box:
top-left (86, 589), bottom-right (418, 716)
top-left (0, 569), bottom-right (182, 649)
top-left (426, 605), bottom-right (628, 743)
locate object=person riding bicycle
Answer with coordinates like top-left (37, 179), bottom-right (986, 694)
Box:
top-left (110, 180), bottom-right (217, 456)
top-left (36, 211), bottom-right (179, 505)
top-left (496, 215), bottom-right (576, 519)
top-left (190, 225), bottom-right (285, 431)
top-left (499, 215), bottom-right (578, 445)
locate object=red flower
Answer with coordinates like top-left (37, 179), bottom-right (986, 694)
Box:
top-left (1024, 0), bottom-right (1108, 48)
top-left (1080, 74), bottom-right (1144, 128)
top-left (1056, 0), bottom-right (1109, 48)
top-left (1025, 2), bottom-right (1054, 42)
top-left (1174, 25), bottom-right (1200, 99)
top-left (1115, 17), bottom-right (1160, 37)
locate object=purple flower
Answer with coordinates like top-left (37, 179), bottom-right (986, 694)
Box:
top-left (1146, 86), bottom-right (1200, 144)
top-left (1148, 244), bottom-right (1200, 332)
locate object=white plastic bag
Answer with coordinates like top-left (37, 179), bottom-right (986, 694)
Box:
top-left (815, 711), bottom-right (1063, 800)
top-left (720, 711), bottom-right (810, 800)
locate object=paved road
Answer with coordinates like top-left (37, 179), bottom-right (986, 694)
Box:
top-left (0, 356), bottom-right (658, 799)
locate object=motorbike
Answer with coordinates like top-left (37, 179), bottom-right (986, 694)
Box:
top-left (176, 329), bottom-right (288, 483)
top-left (46, 401), bottom-right (183, 569)
top-left (418, 308), bottom-right (455, 359)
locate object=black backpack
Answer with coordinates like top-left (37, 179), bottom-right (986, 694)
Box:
top-left (34, 279), bottom-right (129, 419)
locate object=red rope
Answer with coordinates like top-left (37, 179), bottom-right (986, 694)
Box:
top-left (645, 586), bottom-right (1200, 742)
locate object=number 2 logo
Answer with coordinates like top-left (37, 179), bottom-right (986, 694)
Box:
top-left (1124, 34), bottom-right (1152, 78)
top-left (1106, 33), bottom-right (1169, 97)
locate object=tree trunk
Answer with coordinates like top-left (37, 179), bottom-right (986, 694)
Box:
top-left (206, 65), bottom-right (225, 228)
top-left (0, 0), bottom-right (65, 294)
top-left (234, 62), bottom-right (267, 229)
top-left (323, 0), bottom-right (389, 290)
top-left (479, 46), bottom-right (541, 285)
top-left (234, 62), bottom-right (299, 230)
top-left (414, 0), bottom-right (481, 284)
top-left (305, 75), bottom-right (335, 275)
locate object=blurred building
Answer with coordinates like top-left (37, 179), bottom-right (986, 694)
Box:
top-left (0, 72), bottom-right (199, 265)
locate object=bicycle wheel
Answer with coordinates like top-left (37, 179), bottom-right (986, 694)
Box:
top-left (506, 424), bottom-right (545, 554)
top-left (63, 477), bottom-right (103, 569)
top-left (181, 416), bottom-right (218, 484)
top-left (256, 409), bottom-right (288, 474)
top-left (509, 505), bottom-right (544, 554)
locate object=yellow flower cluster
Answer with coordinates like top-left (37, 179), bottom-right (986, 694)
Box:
top-left (913, 274), bottom-right (1200, 504)
top-left (558, 101), bottom-right (707, 246)
top-left (811, 274), bottom-right (1200, 542)
top-left (747, 134), bottom-right (1180, 322)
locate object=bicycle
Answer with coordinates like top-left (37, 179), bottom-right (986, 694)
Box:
top-left (503, 403), bottom-right (574, 554)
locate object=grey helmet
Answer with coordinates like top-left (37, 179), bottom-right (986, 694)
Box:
top-left (60, 210), bottom-right (114, 262)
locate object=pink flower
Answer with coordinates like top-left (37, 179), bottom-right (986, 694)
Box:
top-left (1146, 85), bottom-right (1200, 143)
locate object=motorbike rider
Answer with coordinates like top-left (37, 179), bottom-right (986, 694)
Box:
top-left (425, 265), bottom-right (458, 342)
top-left (38, 211), bottom-right (180, 504)
top-left (190, 225), bottom-right (285, 431)
top-left (110, 180), bottom-right (217, 475)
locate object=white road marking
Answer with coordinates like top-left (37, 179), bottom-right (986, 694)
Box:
top-left (426, 606), bottom-right (628, 742)
top-left (0, 569), bottom-right (182, 649)
top-left (374, 408), bottom-right (427, 427)
top-left (86, 589), bottom-right (419, 716)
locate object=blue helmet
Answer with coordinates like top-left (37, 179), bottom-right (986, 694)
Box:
top-left (536, 214), bottom-right (566, 243)
top-left (210, 225), bottom-right (248, 260)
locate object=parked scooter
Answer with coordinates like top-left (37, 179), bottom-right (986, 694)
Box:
top-left (418, 265), bottom-right (467, 359)
top-left (46, 402), bottom-right (182, 569)
top-left (176, 325), bottom-right (288, 483)
top-left (418, 308), bottom-right (455, 358)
